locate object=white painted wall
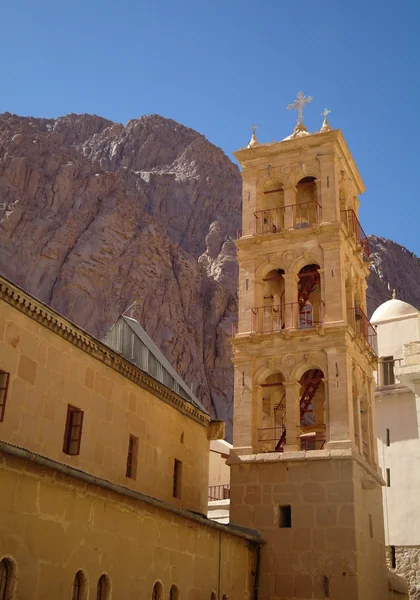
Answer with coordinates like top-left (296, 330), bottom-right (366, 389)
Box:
top-left (375, 310), bottom-right (420, 546)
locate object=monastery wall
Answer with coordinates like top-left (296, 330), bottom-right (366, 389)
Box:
top-left (0, 450), bottom-right (257, 600)
top-left (0, 290), bottom-right (210, 513)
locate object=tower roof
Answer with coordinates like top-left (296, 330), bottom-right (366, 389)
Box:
top-left (371, 298), bottom-right (419, 324)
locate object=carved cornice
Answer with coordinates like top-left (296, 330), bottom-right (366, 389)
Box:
top-left (0, 275), bottom-right (210, 427)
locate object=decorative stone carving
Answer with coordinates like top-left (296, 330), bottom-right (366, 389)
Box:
top-left (282, 354), bottom-right (297, 369)
top-left (283, 250), bottom-right (295, 264)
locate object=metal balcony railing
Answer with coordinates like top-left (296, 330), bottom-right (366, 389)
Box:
top-left (340, 209), bottom-right (370, 260)
top-left (254, 201), bottom-right (322, 235)
top-left (348, 307), bottom-right (377, 354)
top-left (208, 484), bottom-right (231, 502)
top-left (285, 300), bottom-right (325, 330)
top-left (257, 426), bottom-right (326, 453)
top-left (251, 305), bottom-right (284, 333)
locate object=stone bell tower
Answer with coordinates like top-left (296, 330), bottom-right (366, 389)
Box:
top-left (229, 96), bottom-right (389, 600)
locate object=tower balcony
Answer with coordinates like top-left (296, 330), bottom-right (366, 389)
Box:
top-left (258, 425), bottom-right (327, 453)
top-left (340, 209), bottom-right (370, 261)
top-left (254, 200), bottom-right (321, 235)
top-left (249, 300), bottom-right (325, 334)
top-left (347, 307), bottom-right (378, 354)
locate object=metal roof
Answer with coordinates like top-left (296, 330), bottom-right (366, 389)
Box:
top-left (103, 316), bottom-right (207, 413)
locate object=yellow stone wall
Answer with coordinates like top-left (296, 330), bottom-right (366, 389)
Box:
top-left (0, 292), bottom-right (210, 513)
top-left (230, 453), bottom-right (388, 600)
top-left (0, 451), bottom-right (257, 600)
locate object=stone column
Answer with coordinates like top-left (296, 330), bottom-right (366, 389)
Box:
top-left (321, 242), bottom-right (346, 325)
top-left (314, 178), bottom-right (322, 223)
top-left (232, 359), bottom-right (254, 455)
top-left (325, 348), bottom-right (354, 449)
top-left (238, 257), bottom-right (255, 335)
top-left (241, 170), bottom-right (257, 237)
top-left (283, 381), bottom-right (301, 451)
top-left (317, 153), bottom-right (340, 223)
top-left (283, 273), bottom-right (299, 329)
top-left (283, 186), bottom-right (297, 229)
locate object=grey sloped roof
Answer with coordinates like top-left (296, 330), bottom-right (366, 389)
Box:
top-left (103, 316), bottom-right (207, 413)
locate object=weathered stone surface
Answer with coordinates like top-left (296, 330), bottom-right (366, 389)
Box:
top-left (386, 546), bottom-right (420, 600)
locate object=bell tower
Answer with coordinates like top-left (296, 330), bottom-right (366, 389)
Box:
top-left (229, 97), bottom-right (389, 599)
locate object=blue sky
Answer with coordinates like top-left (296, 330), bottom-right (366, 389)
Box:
top-left (1, 0), bottom-right (419, 254)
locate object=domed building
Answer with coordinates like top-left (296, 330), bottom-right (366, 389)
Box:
top-left (373, 292), bottom-right (420, 597)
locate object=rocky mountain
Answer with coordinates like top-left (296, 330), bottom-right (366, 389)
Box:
top-left (0, 111), bottom-right (419, 439)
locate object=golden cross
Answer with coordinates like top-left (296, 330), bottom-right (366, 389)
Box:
top-left (287, 91), bottom-right (313, 123)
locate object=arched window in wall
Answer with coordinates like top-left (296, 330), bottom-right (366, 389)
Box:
top-left (253, 269), bottom-right (285, 333)
top-left (169, 585), bottom-right (180, 600)
top-left (97, 574), bottom-right (111, 600)
top-left (256, 180), bottom-right (285, 234)
top-left (72, 570), bottom-right (87, 600)
top-left (296, 264), bottom-right (322, 329)
top-left (210, 592), bottom-right (217, 600)
top-left (0, 558), bottom-right (16, 600)
top-left (152, 581), bottom-right (163, 600)
top-left (258, 372), bottom-right (286, 452)
top-left (299, 369), bottom-right (325, 450)
top-left (295, 177), bottom-right (319, 228)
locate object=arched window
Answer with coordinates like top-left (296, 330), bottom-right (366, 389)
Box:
top-left (152, 581), bottom-right (163, 600)
top-left (169, 585), bottom-right (179, 600)
top-left (72, 570), bottom-right (87, 600)
top-left (0, 558), bottom-right (15, 600)
top-left (222, 595), bottom-right (229, 600)
top-left (210, 592), bottom-right (217, 600)
top-left (97, 574), bottom-right (111, 600)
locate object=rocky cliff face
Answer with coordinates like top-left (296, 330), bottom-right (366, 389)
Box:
top-left (0, 111), bottom-right (419, 440)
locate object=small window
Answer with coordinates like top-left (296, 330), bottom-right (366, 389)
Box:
top-left (386, 428), bottom-right (391, 447)
top-left (0, 371), bottom-right (10, 422)
top-left (210, 592), bottom-right (217, 600)
top-left (126, 435), bottom-right (139, 479)
top-left (0, 558), bottom-right (15, 600)
top-left (369, 514), bottom-right (373, 538)
top-left (279, 505), bottom-right (292, 528)
top-left (169, 585), bottom-right (179, 600)
top-left (63, 405), bottom-right (84, 456)
top-left (390, 545), bottom-right (396, 569)
top-left (180, 432), bottom-right (184, 444)
top-left (173, 459), bottom-right (182, 499)
top-left (381, 357), bottom-right (395, 386)
top-left (72, 570), bottom-right (87, 600)
top-left (386, 468), bottom-right (391, 487)
top-left (97, 574), bottom-right (111, 600)
top-left (152, 582), bottom-right (163, 600)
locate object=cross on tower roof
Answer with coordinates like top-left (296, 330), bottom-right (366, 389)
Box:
top-left (287, 91), bottom-right (313, 124)
top-left (321, 108), bottom-right (331, 118)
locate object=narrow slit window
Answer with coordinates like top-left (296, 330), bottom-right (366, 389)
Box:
top-left (126, 434), bottom-right (139, 479)
top-left (386, 468), bottom-right (391, 487)
top-left (386, 428), bottom-right (391, 447)
top-left (173, 459), bottom-right (182, 499)
top-left (279, 505), bottom-right (292, 528)
top-left (63, 405), bottom-right (84, 455)
top-left (391, 546), bottom-right (396, 569)
top-left (0, 371), bottom-right (10, 422)
top-left (369, 514), bottom-right (373, 538)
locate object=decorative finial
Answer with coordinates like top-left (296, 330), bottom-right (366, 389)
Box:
top-left (320, 108), bottom-right (332, 132)
top-left (247, 124), bottom-right (260, 148)
top-left (392, 289), bottom-right (397, 299)
top-left (287, 91), bottom-right (313, 124)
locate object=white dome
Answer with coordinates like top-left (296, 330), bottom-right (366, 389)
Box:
top-left (371, 298), bottom-right (418, 324)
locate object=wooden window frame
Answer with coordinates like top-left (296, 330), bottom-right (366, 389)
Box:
top-left (0, 372), bottom-right (10, 422)
top-left (173, 459), bottom-right (182, 499)
top-left (381, 356), bottom-right (395, 386)
top-left (126, 434), bottom-right (138, 479)
top-left (63, 405), bottom-right (84, 456)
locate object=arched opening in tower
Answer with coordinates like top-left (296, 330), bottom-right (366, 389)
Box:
top-left (252, 269), bottom-right (285, 333)
top-left (256, 180), bottom-right (285, 234)
top-left (296, 264), bottom-right (322, 328)
top-left (299, 368), bottom-right (326, 450)
top-left (258, 372), bottom-right (286, 452)
top-left (295, 176), bottom-right (320, 228)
